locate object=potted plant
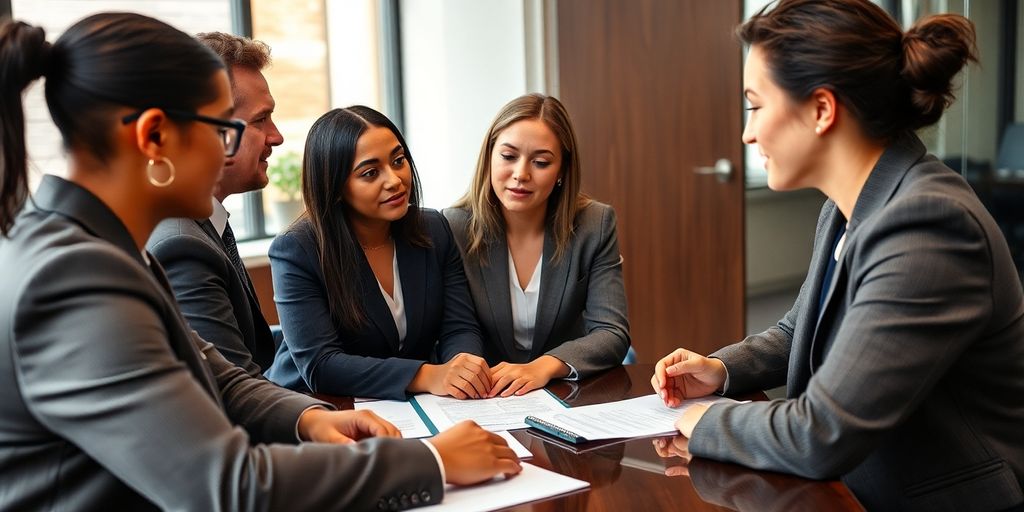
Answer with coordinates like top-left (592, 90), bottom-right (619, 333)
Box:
top-left (266, 151), bottom-right (304, 227)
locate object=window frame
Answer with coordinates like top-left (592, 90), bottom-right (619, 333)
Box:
top-left (232, 0), bottom-right (404, 242)
top-left (228, 0), bottom-right (271, 242)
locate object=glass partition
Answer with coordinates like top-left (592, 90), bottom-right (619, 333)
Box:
top-left (894, 0), bottom-right (1024, 280)
top-left (742, 0), bottom-right (1024, 279)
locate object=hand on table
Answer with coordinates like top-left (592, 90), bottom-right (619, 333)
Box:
top-left (297, 408), bottom-right (401, 444)
top-left (412, 353), bottom-right (492, 399)
top-left (427, 420), bottom-right (523, 485)
top-left (675, 403), bottom-right (710, 437)
top-left (488, 356), bottom-right (568, 397)
top-left (650, 348), bottom-right (727, 407)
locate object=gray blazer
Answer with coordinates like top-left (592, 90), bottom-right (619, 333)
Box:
top-left (443, 201), bottom-right (629, 377)
top-left (0, 176), bottom-right (443, 511)
top-left (689, 134), bottom-right (1024, 511)
top-left (147, 216), bottom-right (276, 376)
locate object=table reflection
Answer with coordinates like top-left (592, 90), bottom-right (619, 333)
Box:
top-left (318, 364), bottom-right (862, 511)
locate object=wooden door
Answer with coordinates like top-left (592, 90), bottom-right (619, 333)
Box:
top-left (557, 0), bottom-right (746, 362)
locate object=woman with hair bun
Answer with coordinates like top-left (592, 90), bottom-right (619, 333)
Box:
top-left (651, 1), bottom-right (1024, 509)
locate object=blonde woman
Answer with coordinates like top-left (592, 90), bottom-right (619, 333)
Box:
top-left (444, 93), bottom-right (630, 397)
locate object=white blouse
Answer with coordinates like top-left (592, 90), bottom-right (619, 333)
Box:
top-left (376, 252), bottom-right (407, 349)
top-left (508, 250), bottom-right (543, 351)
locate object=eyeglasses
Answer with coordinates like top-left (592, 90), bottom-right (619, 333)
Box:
top-left (121, 108), bottom-right (247, 157)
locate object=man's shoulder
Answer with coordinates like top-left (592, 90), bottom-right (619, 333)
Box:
top-left (147, 217), bottom-right (221, 258)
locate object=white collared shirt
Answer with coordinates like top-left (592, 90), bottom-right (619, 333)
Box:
top-left (376, 252), bottom-right (407, 348)
top-left (509, 250), bottom-right (543, 352)
top-left (209, 197), bottom-right (229, 237)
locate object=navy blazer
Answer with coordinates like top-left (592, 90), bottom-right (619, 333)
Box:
top-left (266, 208), bottom-right (484, 399)
top-left (689, 134), bottom-right (1024, 511)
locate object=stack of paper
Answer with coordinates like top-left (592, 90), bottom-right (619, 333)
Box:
top-left (525, 394), bottom-right (738, 442)
top-left (412, 390), bottom-right (569, 431)
top-left (355, 399), bottom-right (535, 459)
top-left (355, 399), bottom-right (433, 438)
top-left (421, 463), bottom-right (589, 511)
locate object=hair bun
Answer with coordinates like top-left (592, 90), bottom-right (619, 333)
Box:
top-left (901, 14), bottom-right (977, 128)
top-left (0, 20), bottom-right (51, 91)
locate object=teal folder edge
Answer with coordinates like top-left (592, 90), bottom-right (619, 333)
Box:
top-left (524, 416), bottom-right (588, 444)
top-left (408, 396), bottom-right (440, 435)
top-left (544, 388), bottom-right (572, 409)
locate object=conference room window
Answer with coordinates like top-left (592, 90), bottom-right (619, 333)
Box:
top-left (12, 0), bottom-right (388, 247)
top-left (236, 0), bottom-right (388, 241)
top-left (13, 0), bottom-right (232, 195)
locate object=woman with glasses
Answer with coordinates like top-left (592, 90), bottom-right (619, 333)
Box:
top-left (122, 108), bottom-right (248, 164)
top-left (651, 0), bottom-right (1024, 509)
top-left (0, 13), bottom-right (519, 511)
top-left (444, 94), bottom-right (630, 398)
top-left (266, 106), bottom-right (492, 400)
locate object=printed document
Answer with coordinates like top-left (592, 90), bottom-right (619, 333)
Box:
top-left (355, 399), bottom-right (433, 438)
top-left (528, 394), bottom-right (737, 441)
top-left (355, 400), bottom-right (533, 459)
top-left (413, 389), bottom-right (568, 432)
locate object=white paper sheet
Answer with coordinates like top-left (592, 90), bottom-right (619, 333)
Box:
top-left (412, 390), bottom-right (567, 432)
top-left (355, 399), bottom-right (433, 439)
top-left (420, 463), bottom-right (588, 511)
top-left (496, 431), bottom-right (532, 460)
top-left (527, 394), bottom-right (737, 441)
top-left (353, 399), bottom-right (536, 459)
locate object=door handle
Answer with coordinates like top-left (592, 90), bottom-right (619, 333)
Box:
top-left (694, 158), bottom-right (733, 183)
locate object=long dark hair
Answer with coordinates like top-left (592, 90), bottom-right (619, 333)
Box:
top-left (301, 106), bottom-right (429, 330)
top-left (0, 12), bottom-right (225, 236)
top-left (738, 0), bottom-right (977, 142)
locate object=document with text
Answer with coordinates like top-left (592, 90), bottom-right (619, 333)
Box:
top-left (412, 389), bottom-right (569, 432)
top-left (526, 394), bottom-right (739, 442)
top-left (355, 399), bottom-right (433, 438)
top-left (355, 399), bottom-right (533, 459)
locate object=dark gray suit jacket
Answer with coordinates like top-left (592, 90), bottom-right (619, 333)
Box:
top-left (689, 134), bottom-right (1024, 511)
top-left (0, 176), bottom-right (443, 511)
top-left (266, 210), bottom-right (484, 399)
top-left (443, 202), bottom-right (630, 377)
top-left (147, 216), bottom-right (276, 376)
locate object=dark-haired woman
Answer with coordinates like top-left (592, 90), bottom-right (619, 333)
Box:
top-left (266, 106), bottom-right (491, 400)
top-left (651, 0), bottom-right (1024, 509)
top-left (0, 14), bottom-right (518, 511)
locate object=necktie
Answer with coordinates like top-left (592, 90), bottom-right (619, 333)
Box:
top-left (221, 221), bottom-right (258, 303)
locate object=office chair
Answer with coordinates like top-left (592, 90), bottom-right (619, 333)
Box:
top-left (993, 123), bottom-right (1024, 280)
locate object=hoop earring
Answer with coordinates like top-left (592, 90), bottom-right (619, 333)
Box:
top-left (147, 157), bottom-right (176, 187)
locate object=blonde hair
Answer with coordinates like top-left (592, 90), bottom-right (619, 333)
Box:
top-left (454, 93), bottom-right (590, 263)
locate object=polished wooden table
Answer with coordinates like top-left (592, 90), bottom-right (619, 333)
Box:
top-left (318, 364), bottom-right (864, 511)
